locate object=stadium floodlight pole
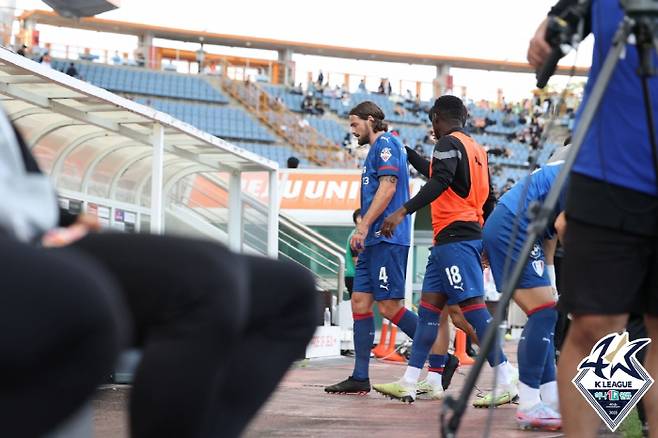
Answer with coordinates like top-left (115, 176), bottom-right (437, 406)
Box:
top-left (440, 11), bottom-right (658, 436)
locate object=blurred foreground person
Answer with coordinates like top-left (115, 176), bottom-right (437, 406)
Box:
top-left (0, 109), bottom-right (317, 438)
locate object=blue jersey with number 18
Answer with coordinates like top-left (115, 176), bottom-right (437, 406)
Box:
top-left (360, 132), bottom-right (411, 247)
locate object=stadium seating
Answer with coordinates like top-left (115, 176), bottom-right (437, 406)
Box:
top-left (234, 142), bottom-right (311, 168)
top-left (307, 117), bottom-right (345, 145)
top-left (51, 60), bottom-right (229, 104)
top-left (136, 98), bottom-right (276, 143)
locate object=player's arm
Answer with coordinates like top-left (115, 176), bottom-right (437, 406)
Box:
top-left (351, 176), bottom-right (398, 251)
top-left (554, 211), bottom-right (567, 244)
top-left (405, 145), bottom-right (431, 178)
top-left (351, 143), bottom-right (402, 251)
top-left (543, 236), bottom-right (558, 290)
top-left (380, 137), bottom-right (459, 237)
top-left (483, 168), bottom-right (497, 221)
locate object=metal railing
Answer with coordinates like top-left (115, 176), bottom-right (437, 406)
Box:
top-left (167, 172), bottom-right (345, 296)
top-left (208, 63), bottom-right (350, 168)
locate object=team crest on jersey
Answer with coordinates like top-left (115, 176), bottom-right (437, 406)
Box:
top-left (573, 332), bottom-right (653, 431)
top-left (531, 260), bottom-right (544, 277)
top-left (530, 243), bottom-right (541, 259)
top-left (380, 147), bottom-right (392, 162)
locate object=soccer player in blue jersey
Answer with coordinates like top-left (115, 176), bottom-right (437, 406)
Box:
top-left (530, 0), bottom-right (658, 434)
top-left (482, 159), bottom-right (567, 430)
top-left (371, 96), bottom-right (517, 404)
top-left (325, 101), bottom-right (418, 394)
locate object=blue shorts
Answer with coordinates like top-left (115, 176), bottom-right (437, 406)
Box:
top-left (483, 204), bottom-right (551, 290)
top-left (353, 242), bottom-right (409, 301)
top-left (422, 240), bottom-right (485, 305)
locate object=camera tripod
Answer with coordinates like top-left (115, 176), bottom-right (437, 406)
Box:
top-left (440, 3), bottom-right (658, 436)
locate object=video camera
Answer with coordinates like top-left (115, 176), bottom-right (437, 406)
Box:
top-left (536, 0), bottom-right (658, 89)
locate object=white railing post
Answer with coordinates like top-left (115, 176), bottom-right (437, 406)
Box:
top-left (267, 169), bottom-right (279, 258)
top-left (228, 170), bottom-right (243, 252)
top-left (150, 123), bottom-right (165, 234)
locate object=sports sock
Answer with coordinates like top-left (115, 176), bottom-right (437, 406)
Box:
top-left (517, 304), bottom-right (557, 406)
top-left (462, 303), bottom-right (508, 366)
top-left (351, 312), bottom-right (374, 380)
top-left (519, 381), bottom-right (542, 410)
top-left (390, 306), bottom-right (418, 339)
top-left (427, 354), bottom-right (447, 386)
top-left (407, 301), bottom-right (441, 372)
top-left (540, 319), bottom-right (558, 411)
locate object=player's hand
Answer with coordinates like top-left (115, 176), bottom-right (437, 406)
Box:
top-left (350, 222), bottom-right (368, 253)
top-left (42, 213), bottom-right (100, 247)
top-left (481, 250), bottom-right (490, 270)
top-left (447, 305), bottom-right (479, 344)
top-left (527, 17), bottom-right (552, 69)
top-left (380, 208), bottom-right (406, 238)
top-left (551, 287), bottom-right (560, 301)
top-left (554, 211), bottom-right (567, 243)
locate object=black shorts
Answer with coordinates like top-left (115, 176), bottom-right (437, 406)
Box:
top-left (561, 218), bottom-right (658, 315)
top-left (345, 276), bottom-right (354, 298)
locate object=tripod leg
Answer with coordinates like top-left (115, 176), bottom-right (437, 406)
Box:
top-left (441, 18), bottom-right (634, 437)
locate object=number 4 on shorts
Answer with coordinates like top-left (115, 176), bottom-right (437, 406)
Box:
top-left (379, 266), bottom-right (388, 284)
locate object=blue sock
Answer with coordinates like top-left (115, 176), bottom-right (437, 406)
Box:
top-left (391, 307), bottom-right (418, 338)
top-left (541, 314), bottom-right (557, 384)
top-left (351, 312), bottom-right (375, 380)
top-left (428, 354), bottom-right (447, 374)
top-left (462, 304), bottom-right (507, 367)
top-left (518, 305), bottom-right (558, 388)
top-left (408, 301), bottom-right (441, 369)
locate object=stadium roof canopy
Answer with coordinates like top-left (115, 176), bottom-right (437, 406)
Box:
top-left (20, 9), bottom-right (589, 76)
top-left (0, 47), bottom-right (278, 253)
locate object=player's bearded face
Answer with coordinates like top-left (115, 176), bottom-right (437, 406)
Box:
top-left (349, 115), bottom-right (371, 146)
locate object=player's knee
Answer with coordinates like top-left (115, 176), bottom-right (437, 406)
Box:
top-left (458, 296), bottom-right (484, 307)
top-left (568, 315), bottom-right (625, 352)
top-left (376, 300), bottom-right (402, 319)
top-left (351, 293), bottom-right (372, 314)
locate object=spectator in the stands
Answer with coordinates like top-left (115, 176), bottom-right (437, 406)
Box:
top-left (65, 63), bottom-right (79, 78)
top-left (341, 91), bottom-right (351, 107)
top-left (386, 80), bottom-right (392, 96)
top-left (393, 102), bottom-right (406, 117)
top-left (135, 51), bottom-right (146, 68)
top-left (287, 156), bottom-right (300, 169)
top-left (256, 68), bottom-right (269, 82)
top-left (409, 95), bottom-right (421, 115)
top-left (16, 44), bottom-right (27, 57)
top-left (377, 80), bottom-right (385, 94)
top-left (314, 99), bottom-right (326, 116)
top-left (271, 96), bottom-right (284, 112)
top-left (422, 127), bottom-right (435, 144)
top-left (342, 132), bottom-right (352, 148)
top-left (501, 178), bottom-right (515, 195)
top-left (40, 54), bottom-right (52, 69)
top-left (79, 48), bottom-right (97, 62)
top-left (111, 51), bottom-right (122, 65)
top-left (292, 83), bottom-right (304, 95)
top-left (405, 89), bottom-right (414, 102)
top-left (301, 95), bottom-right (314, 114)
top-left (317, 70), bottom-right (324, 87)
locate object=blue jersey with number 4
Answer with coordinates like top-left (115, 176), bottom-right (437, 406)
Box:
top-left (360, 132), bottom-right (411, 247)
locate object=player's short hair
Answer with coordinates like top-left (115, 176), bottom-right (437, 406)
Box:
top-left (349, 101), bottom-right (388, 132)
top-left (352, 208), bottom-right (361, 224)
top-left (428, 95), bottom-right (468, 126)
